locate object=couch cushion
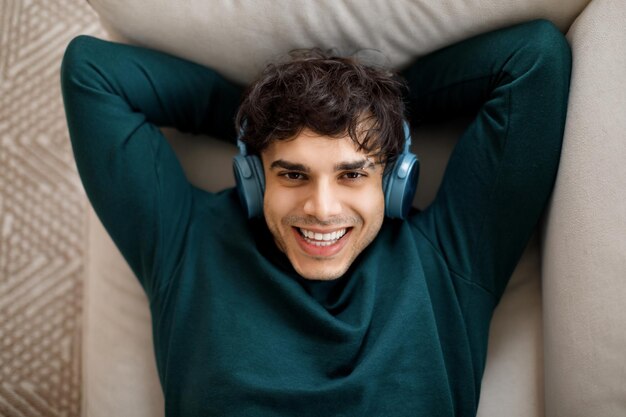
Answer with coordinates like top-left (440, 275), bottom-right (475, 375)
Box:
top-left (91, 0), bottom-right (590, 84)
top-left (82, 1), bottom-right (593, 416)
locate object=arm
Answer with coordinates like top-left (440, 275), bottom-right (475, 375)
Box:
top-left (60, 35), bottom-right (243, 297)
top-left (402, 19), bottom-right (571, 301)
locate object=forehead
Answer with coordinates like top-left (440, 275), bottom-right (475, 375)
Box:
top-left (261, 129), bottom-right (372, 164)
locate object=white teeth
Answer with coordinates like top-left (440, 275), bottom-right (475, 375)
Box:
top-left (299, 228), bottom-right (347, 243)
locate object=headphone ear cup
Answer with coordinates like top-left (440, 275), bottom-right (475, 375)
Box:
top-left (384, 154), bottom-right (420, 219)
top-left (233, 154), bottom-right (265, 218)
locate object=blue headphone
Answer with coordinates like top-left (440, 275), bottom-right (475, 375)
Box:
top-left (233, 120), bottom-right (419, 219)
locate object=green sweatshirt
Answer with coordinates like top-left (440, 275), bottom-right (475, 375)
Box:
top-left (60, 20), bottom-right (570, 417)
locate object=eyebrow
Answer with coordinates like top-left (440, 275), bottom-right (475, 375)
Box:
top-left (335, 159), bottom-right (377, 171)
top-left (270, 159), bottom-right (377, 172)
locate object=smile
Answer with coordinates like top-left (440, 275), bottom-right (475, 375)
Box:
top-left (298, 227), bottom-right (347, 246)
top-left (292, 227), bottom-right (352, 256)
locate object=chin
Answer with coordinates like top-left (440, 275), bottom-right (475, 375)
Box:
top-left (291, 257), bottom-right (352, 281)
top-left (298, 269), bottom-right (345, 281)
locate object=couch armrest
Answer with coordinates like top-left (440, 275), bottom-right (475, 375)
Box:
top-left (542, 0), bottom-right (626, 416)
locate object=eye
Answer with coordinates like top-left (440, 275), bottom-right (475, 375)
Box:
top-left (280, 172), bottom-right (307, 181)
top-left (342, 171), bottom-right (366, 180)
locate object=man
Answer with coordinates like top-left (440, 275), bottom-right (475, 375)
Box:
top-left (60, 18), bottom-right (571, 417)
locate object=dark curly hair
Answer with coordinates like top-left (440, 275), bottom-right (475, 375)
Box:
top-left (234, 48), bottom-right (408, 170)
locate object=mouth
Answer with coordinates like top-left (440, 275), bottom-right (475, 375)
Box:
top-left (292, 226), bottom-right (353, 257)
top-left (297, 227), bottom-right (349, 245)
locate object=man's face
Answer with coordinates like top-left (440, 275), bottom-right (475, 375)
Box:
top-left (261, 128), bottom-right (385, 281)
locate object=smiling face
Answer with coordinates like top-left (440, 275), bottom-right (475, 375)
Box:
top-left (261, 128), bottom-right (386, 281)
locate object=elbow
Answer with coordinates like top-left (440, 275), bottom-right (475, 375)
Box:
top-left (60, 35), bottom-right (101, 93)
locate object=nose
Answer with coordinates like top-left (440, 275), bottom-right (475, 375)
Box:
top-left (303, 180), bottom-right (342, 221)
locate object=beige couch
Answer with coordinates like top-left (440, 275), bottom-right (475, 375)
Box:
top-left (78, 0), bottom-right (626, 416)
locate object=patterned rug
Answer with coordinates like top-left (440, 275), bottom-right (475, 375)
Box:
top-left (0, 0), bottom-right (104, 415)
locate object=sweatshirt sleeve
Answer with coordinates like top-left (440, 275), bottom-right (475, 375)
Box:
top-left (402, 20), bottom-right (571, 302)
top-left (60, 35), bottom-right (243, 297)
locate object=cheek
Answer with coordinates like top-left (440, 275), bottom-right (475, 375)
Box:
top-left (368, 194), bottom-right (386, 228)
top-left (360, 190), bottom-right (385, 247)
top-left (356, 182), bottom-right (385, 221)
top-left (263, 188), bottom-right (279, 226)
top-left (263, 183), bottom-right (299, 224)
top-left (262, 185), bottom-right (294, 253)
